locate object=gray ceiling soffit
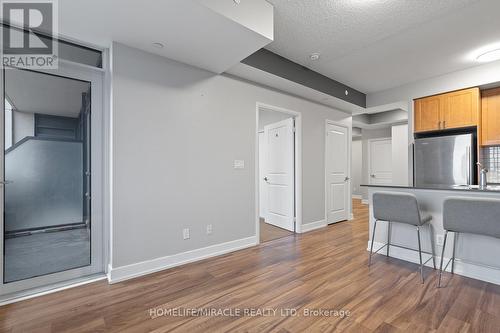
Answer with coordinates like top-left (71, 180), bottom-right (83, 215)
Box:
top-left (353, 109), bottom-right (407, 125)
top-left (241, 49), bottom-right (366, 108)
top-left (352, 109), bottom-right (408, 129)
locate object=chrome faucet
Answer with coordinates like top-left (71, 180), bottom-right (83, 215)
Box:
top-left (477, 162), bottom-right (488, 190)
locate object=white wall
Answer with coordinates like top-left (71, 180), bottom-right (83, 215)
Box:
top-left (367, 60), bottom-right (500, 108)
top-left (4, 100), bottom-right (13, 150)
top-left (391, 124), bottom-right (409, 186)
top-left (13, 111), bottom-right (34, 145)
top-left (351, 138), bottom-right (362, 197)
top-left (111, 43), bottom-right (352, 271)
top-left (5, 110), bottom-right (12, 150)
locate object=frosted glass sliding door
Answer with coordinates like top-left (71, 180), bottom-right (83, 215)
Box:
top-left (3, 68), bottom-right (92, 283)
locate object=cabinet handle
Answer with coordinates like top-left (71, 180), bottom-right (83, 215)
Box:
top-left (443, 120), bottom-right (446, 128)
top-left (438, 121), bottom-right (441, 129)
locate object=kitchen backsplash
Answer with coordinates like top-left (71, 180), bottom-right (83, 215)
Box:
top-left (480, 146), bottom-right (500, 184)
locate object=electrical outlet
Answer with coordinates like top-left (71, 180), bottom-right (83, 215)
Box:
top-left (206, 224), bottom-right (213, 235)
top-left (183, 228), bottom-right (190, 240)
top-left (436, 234), bottom-right (444, 246)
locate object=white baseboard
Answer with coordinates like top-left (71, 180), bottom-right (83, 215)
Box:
top-left (349, 213), bottom-right (354, 220)
top-left (108, 236), bottom-right (258, 284)
top-left (361, 199), bottom-right (369, 205)
top-left (367, 241), bottom-right (500, 285)
top-left (352, 194), bottom-right (362, 199)
top-left (300, 219), bottom-right (327, 233)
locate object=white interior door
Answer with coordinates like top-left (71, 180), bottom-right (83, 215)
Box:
top-left (326, 123), bottom-right (349, 224)
top-left (258, 132), bottom-right (267, 219)
top-left (263, 118), bottom-right (294, 232)
top-left (369, 138), bottom-right (393, 185)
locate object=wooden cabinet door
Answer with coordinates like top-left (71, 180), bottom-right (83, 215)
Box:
top-left (442, 88), bottom-right (480, 129)
top-left (414, 96), bottom-right (442, 132)
top-left (481, 88), bottom-right (500, 146)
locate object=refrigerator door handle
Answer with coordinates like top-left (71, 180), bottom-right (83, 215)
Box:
top-left (466, 146), bottom-right (471, 185)
top-left (412, 142), bottom-right (416, 186)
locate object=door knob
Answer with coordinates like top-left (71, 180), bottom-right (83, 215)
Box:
top-left (264, 177), bottom-right (269, 182)
top-left (370, 174), bottom-right (376, 178)
top-left (344, 177), bottom-right (350, 182)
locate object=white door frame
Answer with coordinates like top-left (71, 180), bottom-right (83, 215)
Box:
top-left (367, 137), bottom-right (392, 185)
top-left (255, 102), bottom-right (302, 242)
top-left (0, 60), bottom-right (108, 301)
top-left (324, 120), bottom-right (353, 222)
top-left (258, 131), bottom-right (267, 220)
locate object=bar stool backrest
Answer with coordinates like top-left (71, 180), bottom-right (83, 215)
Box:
top-left (373, 192), bottom-right (422, 226)
top-left (443, 197), bottom-right (500, 239)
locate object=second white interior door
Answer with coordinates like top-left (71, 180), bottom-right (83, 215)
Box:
top-left (263, 118), bottom-right (295, 232)
top-left (326, 123), bottom-right (349, 224)
top-left (369, 138), bottom-right (393, 185)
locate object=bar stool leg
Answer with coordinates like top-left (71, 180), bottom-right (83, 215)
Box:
top-left (387, 221), bottom-right (391, 257)
top-left (429, 224), bottom-right (436, 269)
top-left (451, 232), bottom-right (458, 274)
top-left (368, 219), bottom-right (379, 267)
top-left (417, 226), bottom-right (424, 283)
top-left (438, 231), bottom-right (448, 288)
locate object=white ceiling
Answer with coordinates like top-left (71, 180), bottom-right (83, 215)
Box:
top-left (56, 0), bottom-right (272, 73)
top-left (5, 69), bottom-right (89, 117)
top-left (266, 0), bottom-right (500, 93)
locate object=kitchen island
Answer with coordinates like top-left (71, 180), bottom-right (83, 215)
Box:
top-left (362, 184), bottom-right (500, 285)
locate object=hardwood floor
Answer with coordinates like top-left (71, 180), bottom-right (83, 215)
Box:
top-left (2, 199), bottom-right (500, 332)
top-left (260, 219), bottom-right (293, 243)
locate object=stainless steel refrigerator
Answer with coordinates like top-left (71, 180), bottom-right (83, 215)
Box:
top-left (414, 133), bottom-right (475, 187)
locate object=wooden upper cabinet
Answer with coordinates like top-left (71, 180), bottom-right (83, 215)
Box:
top-left (414, 95), bottom-right (442, 132)
top-left (442, 88), bottom-right (480, 129)
top-left (414, 88), bottom-right (480, 133)
top-left (481, 87), bottom-right (500, 146)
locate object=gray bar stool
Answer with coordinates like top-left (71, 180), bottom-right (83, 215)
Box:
top-left (438, 197), bottom-right (500, 287)
top-left (369, 192), bottom-right (436, 283)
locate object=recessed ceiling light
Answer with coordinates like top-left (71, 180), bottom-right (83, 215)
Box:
top-left (476, 48), bottom-right (500, 63)
top-left (310, 53), bottom-right (320, 61)
top-left (468, 42), bottom-right (500, 63)
top-left (152, 42), bottom-right (164, 49)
